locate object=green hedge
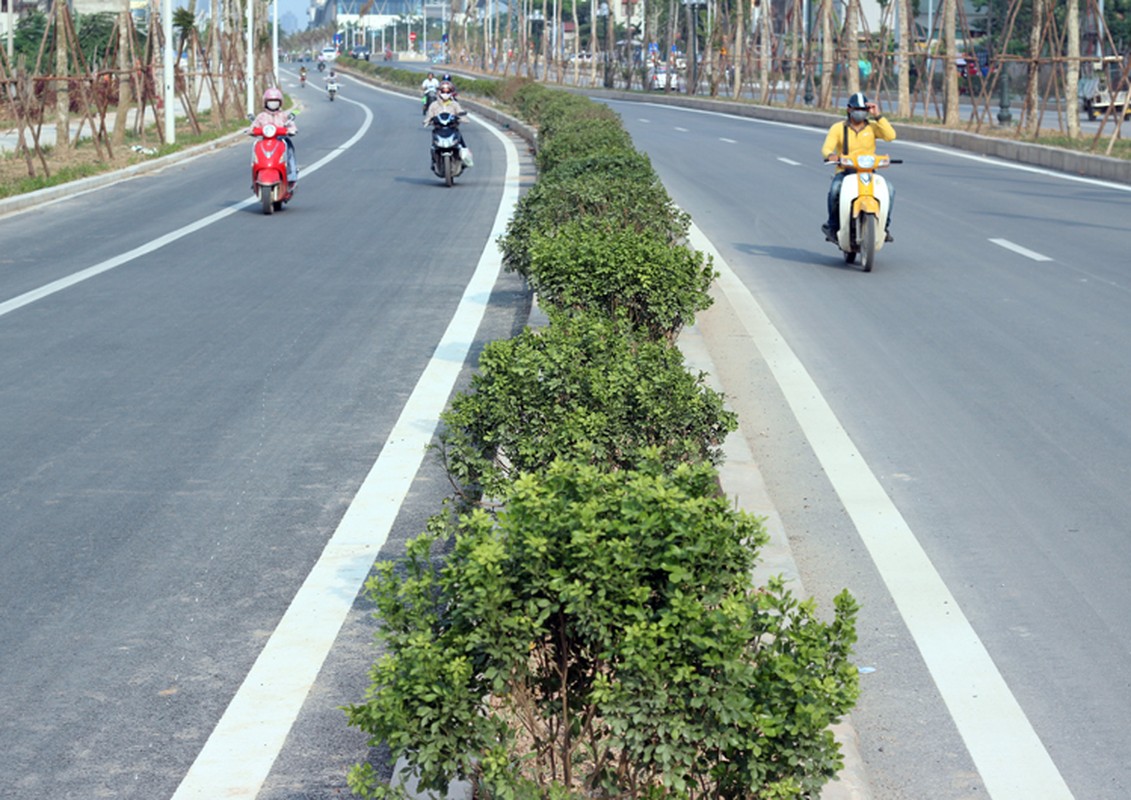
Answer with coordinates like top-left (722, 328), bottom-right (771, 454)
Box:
top-left (439, 309), bottom-right (736, 502)
top-left (347, 73), bottom-right (860, 800)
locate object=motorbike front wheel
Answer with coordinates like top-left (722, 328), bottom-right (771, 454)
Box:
top-left (260, 185), bottom-right (274, 215)
top-left (443, 153), bottom-right (454, 187)
top-left (860, 214), bottom-right (877, 272)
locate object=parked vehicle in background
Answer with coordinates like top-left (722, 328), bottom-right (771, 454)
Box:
top-left (1081, 56), bottom-right (1131, 120)
top-left (647, 63), bottom-right (683, 91)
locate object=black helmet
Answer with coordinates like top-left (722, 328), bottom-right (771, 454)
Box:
top-left (847, 92), bottom-right (869, 109)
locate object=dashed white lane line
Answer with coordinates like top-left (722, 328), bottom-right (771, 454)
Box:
top-left (169, 92), bottom-right (521, 799)
top-left (674, 126), bottom-right (689, 132)
top-left (719, 137), bottom-right (737, 143)
top-left (990, 238), bottom-right (1053, 261)
top-left (778, 157), bottom-right (801, 166)
top-left (688, 221), bottom-right (1075, 800)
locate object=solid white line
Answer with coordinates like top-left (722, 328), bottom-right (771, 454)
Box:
top-left (778, 157), bottom-right (801, 166)
top-left (0, 96), bottom-right (374, 321)
top-left (990, 238), bottom-right (1053, 261)
top-left (169, 100), bottom-right (521, 800)
top-left (688, 222), bottom-right (1075, 800)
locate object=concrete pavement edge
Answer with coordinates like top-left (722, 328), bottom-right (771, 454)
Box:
top-left (0, 129), bottom-right (246, 220)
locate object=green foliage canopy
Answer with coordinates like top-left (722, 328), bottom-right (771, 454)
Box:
top-left (346, 460), bottom-right (860, 799)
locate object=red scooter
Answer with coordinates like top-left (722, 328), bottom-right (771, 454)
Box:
top-left (249, 114), bottom-right (295, 214)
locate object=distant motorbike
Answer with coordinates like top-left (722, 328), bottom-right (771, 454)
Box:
top-left (421, 88), bottom-right (437, 116)
top-left (429, 111), bottom-right (466, 187)
top-left (825, 153), bottom-right (900, 272)
top-left (299, 72), bottom-right (307, 89)
top-left (327, 79), bottom-right (339, 101)
top-left (249, 114), bottom-right (295, 214)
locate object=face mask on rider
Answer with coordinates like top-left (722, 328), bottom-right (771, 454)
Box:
top-left (849, 109), bottom-right (869, 123)
top-left (266, 100), bottom-right (281, 111)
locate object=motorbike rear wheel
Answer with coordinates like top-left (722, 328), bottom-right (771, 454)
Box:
top-left (260, 185), bottom-right (274, 215)
top-left (861, 214), bottom-right (877, 272)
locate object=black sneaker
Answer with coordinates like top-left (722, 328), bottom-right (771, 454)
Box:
top-left (884, 230), bottom-right (894, 243)
top-left (821, 224), bottom-right (837, 242)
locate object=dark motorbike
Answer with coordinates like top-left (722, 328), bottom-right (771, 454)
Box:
top-left (429, 111), bottom-right (466, 187)
top-left (421, 88), bottom-right (437, 116)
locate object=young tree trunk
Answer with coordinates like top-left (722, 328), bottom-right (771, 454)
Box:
top-left (112, 12), bottom-right (133, 148)
top-left (732, 0), bottom-right (743, 98)
top-left (1066, 0), bottom-right (1080, 138)
top-left (759, 1), bottom-right (771, 103)
top-left (55, 1), bottom-right (70, 149)
top-left (897, 0), bottom-right (910, 116)
top-left (819, 0), bottom-right (832, 107)
top-left (845, 0), bottom-right (859, 95)
top-left (1023, 0), bottom-right (1044, 136)
top-left (943, 0), bottom-right (959, 125)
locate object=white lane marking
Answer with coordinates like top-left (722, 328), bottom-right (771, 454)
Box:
top-left (778, 157), bottom-right (801, 166)
top-left (674, 126), bottom-right (689, 132)
top-left (169, 94), bottom-right (521, 800)
top-left (638, 118), bottom-right (651, 123)
top-left (688, 222), bottom-right (1075, 800)
top-left (990, 238), bottom-right (1053, 261)
top-left (719, 137), bottom-right (737, 144)
top-left (0, 94), bottom-right (375, 321)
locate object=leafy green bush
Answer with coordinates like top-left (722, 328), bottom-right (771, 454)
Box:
top-left (346, 459), bottom-right (860, 799)
top-left (499, 164), bottom-right (689, 279)
top-left (438, 310), bottom-right (736, 502)
top-left (525, 222), bottom-right (715, 339)
top-left (535, 116), bottom-right (636, 173)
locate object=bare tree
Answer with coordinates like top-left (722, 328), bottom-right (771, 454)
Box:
top-left (1066, 0), bottom-right (1080, 137)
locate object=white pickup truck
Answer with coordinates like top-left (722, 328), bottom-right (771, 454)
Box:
top-left (1081, 56), bottom-right (1131, 120)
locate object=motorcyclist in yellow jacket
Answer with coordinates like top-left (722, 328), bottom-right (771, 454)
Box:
top-left (822, 92), bottom-right (897, 242)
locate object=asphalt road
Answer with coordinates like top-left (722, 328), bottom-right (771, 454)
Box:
top-left (606, 98), bottom-right (1131, 799)
top-left (0, 71), bottom-right (531, 799)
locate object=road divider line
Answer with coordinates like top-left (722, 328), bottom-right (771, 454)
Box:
top-left (990, 238), bottom-right (1053, 262)
top-left (0, 96), bottom-right (374, 322)
top-left (168, 102), bottom-right (521, 800)
top-left (689, 222), bottom-right (1075, 800)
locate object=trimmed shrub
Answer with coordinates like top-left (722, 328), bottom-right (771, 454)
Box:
top-left (499, 167), bottom-right (689, 279)
top-left (438, 310), bottom-right (736, 503)
top-left (525, 222), bottom-right (716, 339)
top-left (346, 459), bottom-right (861, 799)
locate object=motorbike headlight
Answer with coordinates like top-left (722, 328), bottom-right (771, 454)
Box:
top-left (262, 123), bottom-right (277, 138)
top-left (857, 154), bottom-right (876, 169)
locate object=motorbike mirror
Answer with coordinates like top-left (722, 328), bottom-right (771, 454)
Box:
top-left (247, 113), bottom-right (255, 122)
